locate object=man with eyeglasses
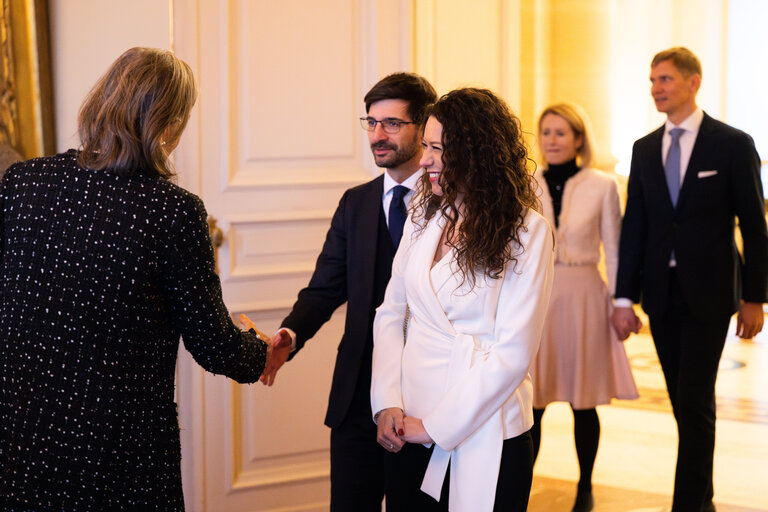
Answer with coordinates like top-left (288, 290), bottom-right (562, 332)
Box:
top-left (260, 72), bottom-right (437, 511)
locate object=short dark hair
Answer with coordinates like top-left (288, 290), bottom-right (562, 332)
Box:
top-left (364, 72), bottom-right (437, 125)
top-left (77, 47), bottom-right (198, 179)
top-left (652, 47), bottom-right (702, 78)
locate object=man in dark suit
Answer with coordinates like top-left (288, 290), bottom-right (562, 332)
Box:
top-left (260, 73), bottom-right (436, 511)
top-left (611, 47), bottom-right (768, 511)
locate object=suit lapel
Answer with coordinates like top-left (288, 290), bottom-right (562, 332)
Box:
top-left (678, 113), bottom-right (715, 209)
top-left (356, 175), bottom-right (384, 311)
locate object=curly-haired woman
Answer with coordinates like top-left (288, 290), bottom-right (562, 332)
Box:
top-left (370, 88), bottom-right (554, 511)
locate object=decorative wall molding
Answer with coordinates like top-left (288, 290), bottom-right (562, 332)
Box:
top-left (225, 211), bottom-right (332, 281)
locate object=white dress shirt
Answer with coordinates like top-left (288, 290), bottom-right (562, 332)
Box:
top-left (662, 107), bottom-right (704, 185)
top-left (382, 169), bottom-right (421, 226)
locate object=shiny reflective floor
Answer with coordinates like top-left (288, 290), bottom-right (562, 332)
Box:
top-left (529, 316), bottom-right (768, 512)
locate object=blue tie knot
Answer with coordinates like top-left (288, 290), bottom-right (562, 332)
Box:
top-left (392, 185), bottom-right (408, 201)
top-left (669, 127), bottom-right (684, 141)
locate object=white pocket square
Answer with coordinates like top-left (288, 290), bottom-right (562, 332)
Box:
top-left (698, 170), bottom-right (718, 178)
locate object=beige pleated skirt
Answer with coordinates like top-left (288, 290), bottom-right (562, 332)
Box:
top-left (532, 263), bottom-right (638, 409)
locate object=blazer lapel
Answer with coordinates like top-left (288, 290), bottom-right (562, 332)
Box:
top-left (424, 214), bottom-right (451, 291)
top-left (430, 251), bottom-right (455, 296)
top-left (677, 113), bottom-right (715, 209)
top-left (356, 175), bottom-right (384, 310)
top-left (413, 213), bottom-right (456, 335)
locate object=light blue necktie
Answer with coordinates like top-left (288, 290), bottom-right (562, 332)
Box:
top-left (665, 128), bottom-right (684, 206)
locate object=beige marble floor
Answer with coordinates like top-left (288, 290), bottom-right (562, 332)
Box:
top-left (529, 317), bottom-right (768, 511)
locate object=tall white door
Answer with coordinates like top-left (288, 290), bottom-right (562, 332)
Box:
top-left (172, 1), bottom-right (413, 510)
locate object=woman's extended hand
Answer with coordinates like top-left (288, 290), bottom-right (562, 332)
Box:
top-left (401, 416), bottom-right (433, 444)
top-left (238, 314), bottom-right (291, 385)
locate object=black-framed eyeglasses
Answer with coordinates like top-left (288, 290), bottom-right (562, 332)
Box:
top-left (359, 117), bottom-right (415, 134)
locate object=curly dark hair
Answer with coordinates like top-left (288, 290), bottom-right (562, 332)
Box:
top-left (411, 88), bottom-right (538, 288)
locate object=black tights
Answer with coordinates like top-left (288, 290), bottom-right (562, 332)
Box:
top-left (531, 406), bottom-right (600, 493)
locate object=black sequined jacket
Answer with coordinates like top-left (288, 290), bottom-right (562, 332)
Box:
top-left (0, 150), bottom-right (267, 511)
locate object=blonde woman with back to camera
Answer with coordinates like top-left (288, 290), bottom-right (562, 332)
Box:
top-left (530, 103), bottom-right (638, 512)
top-left (0, 47), bottom-right (285, 511)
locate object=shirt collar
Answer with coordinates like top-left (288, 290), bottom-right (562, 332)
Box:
top-left (665, 107), bottom-right (704, 135)
top-left (383, 168), bottom-right (423, 195)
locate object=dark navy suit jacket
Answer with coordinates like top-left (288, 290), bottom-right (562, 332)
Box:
top-left (282, 174), bottom-right (388, 428)
top-left (616, 113), bottom-right (768, 320)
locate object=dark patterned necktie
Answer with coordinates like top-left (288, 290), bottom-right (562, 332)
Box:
top-left (388, 185), bottom-right (408, 249)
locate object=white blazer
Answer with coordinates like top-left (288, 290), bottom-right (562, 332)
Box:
top-left (371, 208), bottom-right (554, 511)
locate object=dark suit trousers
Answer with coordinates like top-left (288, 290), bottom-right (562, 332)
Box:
top-left (649, 270), bottom-right (730, 512)
top-left (330, 353), bottom-right (392, 512)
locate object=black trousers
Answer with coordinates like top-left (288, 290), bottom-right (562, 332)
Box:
top-left (329, 361), bottom-right (394, 512)
top-left (385, 430), bottom-right (534, 511)
top-left (330, 420), bottom-right (392, 512)
top-left (649, 270), bottom-right (730, 512)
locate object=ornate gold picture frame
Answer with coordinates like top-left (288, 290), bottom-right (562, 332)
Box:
top-left (1, 0), bottom-right (54, 159)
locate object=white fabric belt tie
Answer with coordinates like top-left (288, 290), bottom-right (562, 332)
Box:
top-left (420, 333), bottom-right (503, 512)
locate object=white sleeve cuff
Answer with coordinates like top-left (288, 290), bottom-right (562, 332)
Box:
top-left (279, 327), bottom-right (298, 352)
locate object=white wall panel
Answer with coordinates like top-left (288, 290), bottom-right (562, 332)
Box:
top-left (414, 0), bottom-right (506, 95)
top-left (50, 0), bottom-right (170, 151)
top-left (232, 0), bottom-right (359, 179)
top-left (228, 214), bottom-right (332, 280)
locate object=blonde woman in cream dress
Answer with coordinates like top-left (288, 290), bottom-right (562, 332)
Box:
top-left (531, 103), bottom-right (638, 512)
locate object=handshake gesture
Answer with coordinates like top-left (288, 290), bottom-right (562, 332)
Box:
top-left (238, 314), bottom-right (292, 386)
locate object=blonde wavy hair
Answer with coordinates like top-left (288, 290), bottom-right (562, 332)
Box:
top-left (537, 102), bottom-right (595, 169)
top-left (77, 47), bottom-right (198, 179)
